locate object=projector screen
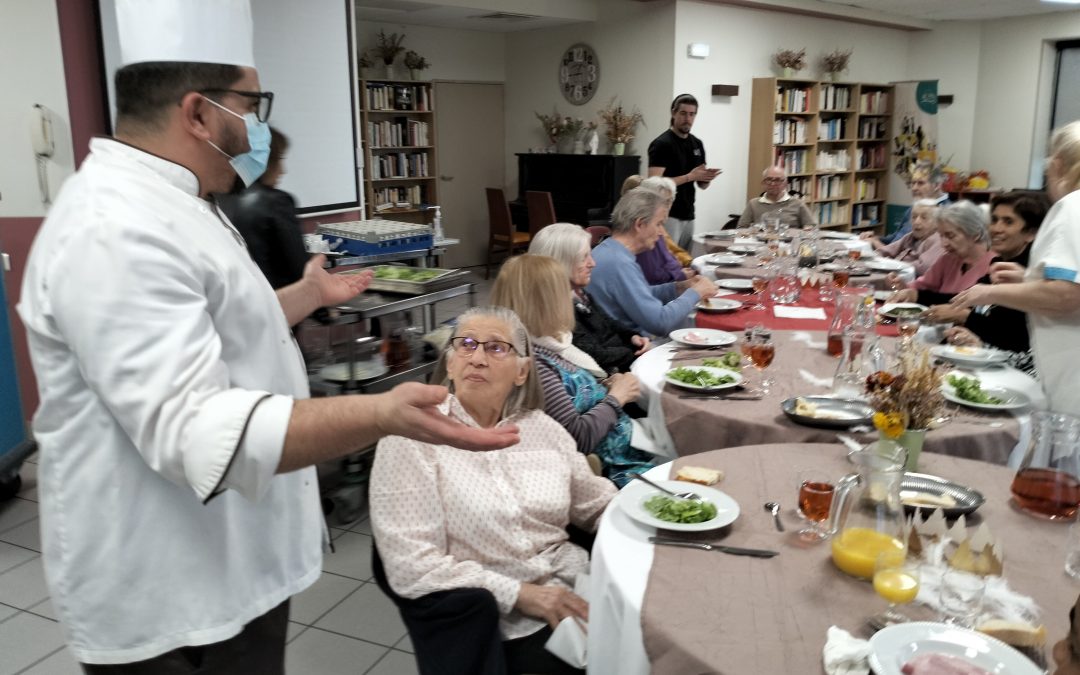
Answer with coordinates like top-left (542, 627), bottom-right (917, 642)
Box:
top-left (98, 0), bottom-right (360, 213)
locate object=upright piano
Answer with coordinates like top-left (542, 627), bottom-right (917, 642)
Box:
top-left (510, 153), bottom-right (642, 228)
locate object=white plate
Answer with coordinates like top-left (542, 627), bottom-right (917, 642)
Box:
top-left (930, 345), bottom-right (1010, 367)
top-left (819, 230), bottom-right (857, 240)
top-left (879, 302), bottom-right (928, 319)
top-left (664, 364), bottom-right (744, 391)
top-left (867, 258), bottom-right (909, 272)
top-left (873, 290), bottom-right (894, 302)
top-left (717, 278), bottom-right (755, 291)
top-left (319, 360), bottom-right (391, 382)
top-left (697, 297), bottom-right (743, 313)
top-left (705, 254), bottom-right (745, 266)
top-left (940, 372), bottom-right (1031, 411)
top-left (728, 244), bottom-right (762, 254)
top-left (615, 479), bottom-right (740, 532)
top-left (669, 328), bottom-right (738, 347)
top-left (868, 622), bottom-right (1041, 675)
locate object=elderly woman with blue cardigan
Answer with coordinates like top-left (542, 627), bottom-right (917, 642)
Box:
top-left (587, 187), bottom-right (717, 337)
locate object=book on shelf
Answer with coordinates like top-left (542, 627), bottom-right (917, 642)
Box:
top-left (815, 174), bottom-right (848, 200)
top-left (775, 86), bottom-right (812, 113)
top-left (855, 178), bottom-right (879, 200)
top-left (774, 148), bottom-right (809, 174)
top-left (789, 177), bottom-right (810, 196)
top-left (858, 117), bottom-right (887, 140)
top-left (369, 152), bottom-right (430, 180)
top-left (818, 85), bottom-right (851, 110)
top-left (367, 118), bottom-right (430, 148)
top-left (815, 201), bottom-right (849, 226)
top-left (815, 148), bottom-right (850, 171)
top-left (817, 117), bottom-right (848, 141)
top-left (858, 145), bottom-right (887, 170)
top-left (859, 90), bottom-right (889, 114)
top-left (372, 184), bottom-right (425, 209)
top-left (773, 118), bottom-right (807, 144)
top-left (853, 203), bottom-right (881, 225)
top-left (365, 83), bottom-right (432, 112)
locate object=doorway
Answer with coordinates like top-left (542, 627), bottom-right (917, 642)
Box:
top-left (434, 81), bottom-right (504, 269)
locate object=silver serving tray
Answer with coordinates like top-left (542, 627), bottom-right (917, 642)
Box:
top-left (902, 472), bottom-right (985, 518)
top-left (362, 266), bottom-right (470, 295)
top-left (781, 396), bottom-right (874, 429)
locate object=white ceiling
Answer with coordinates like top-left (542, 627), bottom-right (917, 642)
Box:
top-left (352, 0), bottom-right (589, 32)
top-left (809, 0), bottom-right (1078, 21)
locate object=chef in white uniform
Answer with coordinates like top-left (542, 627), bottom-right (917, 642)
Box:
top-left (16, 0), bottom-right (518, 671)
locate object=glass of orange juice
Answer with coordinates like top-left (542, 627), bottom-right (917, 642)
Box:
top-left (872, 550), bottom-right (920, 626)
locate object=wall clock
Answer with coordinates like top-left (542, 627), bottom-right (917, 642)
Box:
top-left (559, 43), bottom-right (599, 106)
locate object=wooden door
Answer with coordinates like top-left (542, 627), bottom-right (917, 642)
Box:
top-left (434, 82), bottom-right (504, 269)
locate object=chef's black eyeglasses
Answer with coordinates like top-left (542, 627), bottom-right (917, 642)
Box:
top-left (201, 89), bottom-right (274, 122)
top-left (449, 337), bottom-right (519, 359)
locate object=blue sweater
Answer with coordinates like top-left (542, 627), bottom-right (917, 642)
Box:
top-left (881, 194), bottom-right (950, 244)
top-left (587, 237), bottom-right (700, 336)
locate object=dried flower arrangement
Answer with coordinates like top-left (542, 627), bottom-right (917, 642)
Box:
top-left (597, 98), bottom-right (645, 144)
top-left (358, 51), bottom-right (374, 69)
top-left (403, 50), bottom-right (431, 71)
top-left (535, 110), bottom-right (586, 144)
top-left (865, 347), bottom-right (945, 437)
top-left (821, 48), bottom-right (852, 74)
top-left (773, 48), bottom-right (807, 72)
top-left (374, 30), bottom-right (406, 66)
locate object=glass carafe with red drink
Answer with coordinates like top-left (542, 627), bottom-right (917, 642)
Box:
top-left (1011, 411), bottom-right (1080, 520)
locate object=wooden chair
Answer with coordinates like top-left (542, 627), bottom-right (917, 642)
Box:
top-left (485, 187), bottom-right (530, 279)
top-left (584, 225), bottom-right (611, 248)
top-left (525, 190), bottom-right (557, 237)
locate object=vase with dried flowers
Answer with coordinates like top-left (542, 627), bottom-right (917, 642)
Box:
top-left (821, 48), bottom-right (852, 82)
top-left (535, 110), bottom-right (584, 153)
top-left (773, 48), bottom-right (807, 78)
top-left (374, 30), bottom-right (406, 80)
top-left (403, 50), bottom-right (431, 81)
top-left (358, 51), bottom-right (374, 80)
top-left (598, 97), bottom-right (645, 156)
top-left (865, 347), bottom-right (946, 470)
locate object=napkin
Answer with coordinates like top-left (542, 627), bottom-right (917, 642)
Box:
top-left (545, 574), bottom-right (590, 668)
top-left (774, 306), bottom-right (827, 320)
top-left (822, 626), bottom-right (871, 675)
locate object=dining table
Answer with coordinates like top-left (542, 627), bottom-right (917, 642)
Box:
top-left (587, 443), bottom-right (1076, 674)
top-left (693, 230), bottom-right (874, 257)
top-left (630, 332), bottom-right (1043, 465)
top-left (693, 252), bottom-right (913, 293)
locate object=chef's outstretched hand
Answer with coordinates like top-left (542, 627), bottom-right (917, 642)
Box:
top-left (377, 382), bottom-right (520, 451)
top-left (303, 255), bottom-right (373, 307)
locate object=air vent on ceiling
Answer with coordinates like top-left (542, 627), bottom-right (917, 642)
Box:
top-left (470, 12), bottom-right (541, 22)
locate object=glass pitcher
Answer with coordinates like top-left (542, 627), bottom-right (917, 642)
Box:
top-left (833, 330), bottom-right (869, 399)
top-left (769, 258), bottom-right (802, 304)
top-left (828, 442), bottom-right (908, 579)
top-left (1011, 411), bottom-right (1080, 520)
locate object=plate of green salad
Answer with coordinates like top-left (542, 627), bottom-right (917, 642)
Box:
top-left (615, 478), bottom-right (740, 531)
top-left (941, 373), bottom-right (1031, 411)
top-left (663, 365), bottom-right (744, 391)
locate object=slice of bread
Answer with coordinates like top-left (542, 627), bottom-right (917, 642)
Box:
top-left (675, 466), bottom-right (724, 486)
top-left (975, 619), bottom-right (1047, 647)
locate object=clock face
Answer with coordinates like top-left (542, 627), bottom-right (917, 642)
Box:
top-left (559, 43), bottom-right (599, 106)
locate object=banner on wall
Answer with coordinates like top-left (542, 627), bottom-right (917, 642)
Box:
top-left (886, 81), bottom-right (939, 235)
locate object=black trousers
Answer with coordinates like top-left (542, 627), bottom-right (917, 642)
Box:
top-left (81, 600), bottom-right (289, 675)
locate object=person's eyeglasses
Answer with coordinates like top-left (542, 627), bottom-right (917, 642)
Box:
top-left (449, 337), bottom-right (519, 359)
top-left (763, 177), bottom-right (787, 184)
top-left (200, 89), bottom-right (274, 122)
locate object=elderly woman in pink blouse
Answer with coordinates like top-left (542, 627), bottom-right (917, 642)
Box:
top-left (888, 201), bottom-right (995, 306)
top-left (874, 198), bottom-right (945, 276)
top-left (370, 306), bottom-right (615, 675)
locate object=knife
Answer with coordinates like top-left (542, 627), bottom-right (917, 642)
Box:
top-left (649, 536), bottom-right (779, 558)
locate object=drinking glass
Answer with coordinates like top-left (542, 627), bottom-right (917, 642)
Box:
top-left (897, 314), bottom-right (920, 347)
top-left (833, 268), bottom-right (851, 289)
top-left (871, 549), bottom-right (920, 625)
top-left (847, 248), bottom-right (862, 263)
top-left (796, 470), bottom-right (834, 542)
top-left (749, 332), bottom-right (775, 394)
top-left (818, 272), bottom-right (836, 304)
top-left (750, 273), bottom-right (769, 311)
top-left (742, 323), bottom-right (764, 359)
top-left (938, 568), bottom-right (986, 628)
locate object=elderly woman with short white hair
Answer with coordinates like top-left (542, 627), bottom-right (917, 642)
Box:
top-left (530, 222), bottom-right (652, 375)
top-left (370, 306), bottom-right (614, 675)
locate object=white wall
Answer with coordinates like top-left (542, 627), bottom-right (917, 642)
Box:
top-left (502, 0), bottom-right (677, 193)
top-left (906, 22), bottom-right (983, 173)
top-left (355, 21), bottom-right (507, 82)
top-left (674, 0), bottom-right (912, 233)
top-left (972, 10), bottom-right (1080, 190)
top-left (0, 1), bottom-right (74, 217)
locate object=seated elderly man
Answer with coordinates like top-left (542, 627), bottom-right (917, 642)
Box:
top-left (589, 187), bottom-right (717, 336)
top-left (738, 165), bottom-right (816, 229)
top-left (371, 306), bottom-right (615, 675)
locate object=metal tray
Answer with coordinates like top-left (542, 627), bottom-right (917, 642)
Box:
top-left (781, 396), bottom-right (874, 429)
top-left (359, 266), bottom-right (471, 295)
top-left (901, 472), bottom-right (985, 518)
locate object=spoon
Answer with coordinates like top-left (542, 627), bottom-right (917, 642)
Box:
top-left (631, 473), bottom-right (701, 501)
top-left (764, 501), bottom-right (785, 532)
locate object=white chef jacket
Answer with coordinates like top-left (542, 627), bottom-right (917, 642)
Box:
top-left (1026, 189), bottom-right (1080, 416)
top-left (17, 138), bottom-right (324, 664)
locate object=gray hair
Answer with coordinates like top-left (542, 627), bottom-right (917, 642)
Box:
top-left (762, 166), bottom-right (787, 179)
top-left (912, 198), bottom-right (940, 210)
top-left (433, 306), bottom-right (543, 418)
top-left (528, 222), bottom-right (590, 279)
top-left (611, 187), bottom-right (670, 235)
top-left (640, 175), bottom-right (677, 200)
top-left (937, 200), bottom-right (990, 246)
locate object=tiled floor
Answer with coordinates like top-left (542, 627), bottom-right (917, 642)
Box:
top-left (0, 269), bottom-right (500, 675)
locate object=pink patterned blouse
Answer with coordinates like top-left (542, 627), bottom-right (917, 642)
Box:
top-left (370, 395), bottom-right (617, 640)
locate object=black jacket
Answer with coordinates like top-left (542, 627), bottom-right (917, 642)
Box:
top-left (572, 291), bottom-right (640, 374)
top-left (217, 183), bottom-right (309, 290)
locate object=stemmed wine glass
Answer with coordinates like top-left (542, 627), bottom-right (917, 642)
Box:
top-left (871, 548), bottom-right (920, 626)
top-left (749, 331), bottom-right (775, 394)
top-left (796, 470), bottom-right (834, 542)
top-left (750, 272), bottom-right (769, 311)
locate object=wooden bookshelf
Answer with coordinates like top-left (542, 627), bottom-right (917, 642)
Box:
top-left (359, 79), bottom-right (438, 223)
top-left (747, 77), bottom-right (894, 233)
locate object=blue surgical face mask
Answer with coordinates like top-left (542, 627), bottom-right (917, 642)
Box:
top-left (203, 96), bottom-right (271, 187)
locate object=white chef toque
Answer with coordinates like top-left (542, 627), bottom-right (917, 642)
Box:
top-left (115, 0), bottom-right (255, 68)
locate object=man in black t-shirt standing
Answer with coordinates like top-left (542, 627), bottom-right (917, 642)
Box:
top-left (647, 93), bottom-right (721, 250)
